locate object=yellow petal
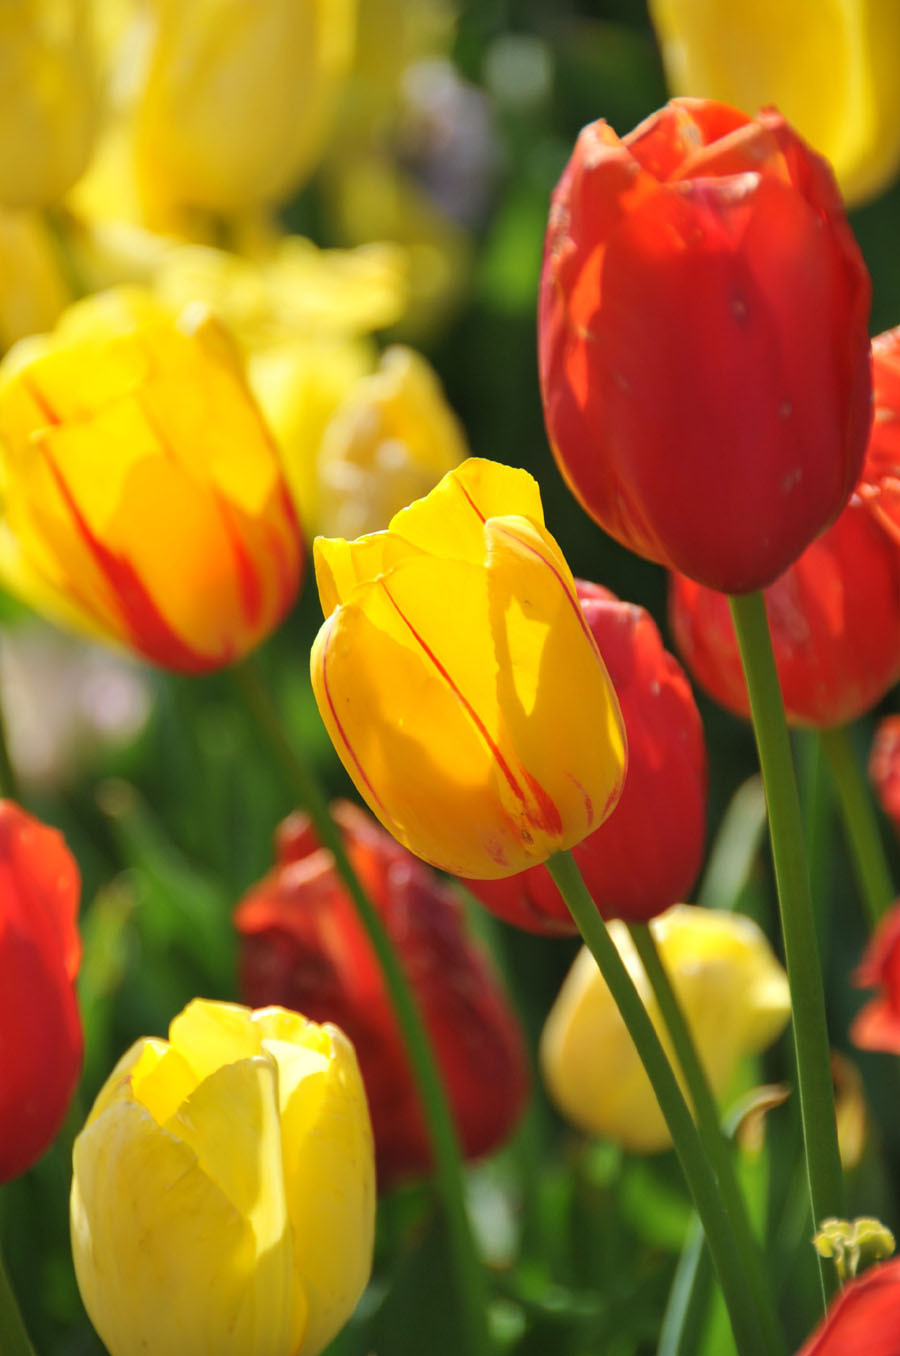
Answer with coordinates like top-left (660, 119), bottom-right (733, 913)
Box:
top-left (387, 457), bottom-right (544, 564)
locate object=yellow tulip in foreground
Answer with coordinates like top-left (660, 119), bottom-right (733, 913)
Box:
top-left (541, 905), bottom-right (791, 1153)
top-left (71, 1000), bottom-right (375, 1356)
top-left (0, 289), bottom-right (303, 672)
top-left (648, 0), bottom-right (900, 206)
top-left (311, 458), bottom-right (627, 878)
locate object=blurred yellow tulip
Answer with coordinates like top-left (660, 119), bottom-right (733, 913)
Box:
top-left (311, 458), bottom-right (627, 878)
top-left (540, 905), bottom-right (791, 1153)
top-left (648, 0), bottom-right (900, 205)
top-left (0, 288), bottom-right (303, 672)
top-left (71, 999), bottom-right (375, 1356)
top-left (0, 0), bottom-right (99, 208)
top-left (0, 211), bottom-right (69, 351)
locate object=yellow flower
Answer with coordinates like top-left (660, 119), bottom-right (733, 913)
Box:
top-left (0, 288), bottom-right (303, 672)
top-left (310, 458), bottom-right (627, 878)
top-left (0, 210), bottom-right (69, 351)
top-left (647, 0), bottom-right (900, 206)
top-left (71, 999), bottom-right (375, 1356)
top-left (316, 346), bottom-right (468, 539)
top-left (133, 0), bottom-right (356, 216)
top-left (0, 0), bottom-right (98, 208)
top-left (540, 905), bottom-right (791, 1153)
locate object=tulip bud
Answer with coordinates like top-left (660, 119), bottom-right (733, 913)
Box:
top-left (310, 457), bottom-right (627, 879)
top-left (71, 999), bottom-right (375, 1356)
top-left (0, 288), bottom-right (303, 672)
top-left (851, 902), bottom-right (900, 1055)
top-left (539, 99), bottom-right (872, 594)
top-left (670, 328), bottom-right (900, 727)
top-left (0, 0), bottom-right (98, 207)
top-left (796, 1257), bottom-right (900, 1356)
top-left (540, 905), bottom-right (791, 1153)
top-left (466, 581), bottom-right (706, 931)
top-left (0, 801), bottom-right (82, 1182)
top-left (236, 801), bottom-right (529, 1188)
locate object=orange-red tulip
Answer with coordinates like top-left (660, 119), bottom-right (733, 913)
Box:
top-left (795, 1257), bottom-right (900, 1355)
top-left (870, 715), bottom-right (900, 832)
top-left (851, 902), bottom-right (900, 1055)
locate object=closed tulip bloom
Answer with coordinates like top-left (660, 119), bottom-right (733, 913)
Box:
top-left (0, 210), bottom-right (69, 351)
top-left (467, 581), bottom-right (707, 932)
top-left (310, 458), bottom-right (627, 879)
top-left (670, 327), bottom-right (900, 727)
top-left (540, 905), bottom-right (791, 1153)
top-left (0, 801), bottom-right (82, 1181)
top-left (796, 1258), bottom-right (900, 1356)
top-left (134, 0), bottom-right (355, 215)
top-left (851, 903), bottom-right (900, 1055)
top-left (870, 715), bottom-right (900, 833)
top-left (539, 99), bottom-right (872, 595)
top-left (0, 0), bottom-right (98, 207)
top-left (0, 289), bottom-right (303, 672)
top-left (648, 0), bottom-right (900, 207)
top-left (71, 999), bottom-right (375, 1356)
top-left (236, 801), bottom-right (529, 1188)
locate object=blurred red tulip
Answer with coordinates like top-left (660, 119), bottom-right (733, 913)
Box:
top-left (870, 715), bottom-right (900, 832)
top-left (539, 98), bottom-right (872, 595)
top-left (795, 1257), bottom-right (900, 1355)
top-left (235, 801), bottom-right (529, 1189)
top-left (0, 801), bottom-right (82, 1182)
top-left (465, 581), bottom-right (707, 932)
top-left (851, 902), bottom-right (900, 1055)
top-left (670, 328), bottom-right (900, 728)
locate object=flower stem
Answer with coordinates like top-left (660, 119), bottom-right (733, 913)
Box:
top-left (729, 592), bottom-right (843, 1306)
top-left (230, 657), bottom-right (494, 1356)
top-left (628, 923), bottom-right (786, 1356)
top-left (546, 851), bottom-right (769, 1356)
top-left (0, 1251), bottom-right (35, 1356)
top-left (0, 651), bottom-right (20, 803)
top-left (819, 725), bottom-right (894, 927)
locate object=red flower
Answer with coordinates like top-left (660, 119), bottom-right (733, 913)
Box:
top-left (0, 801), bottom-right (82, 1182)
top-left (235, 802), bottom-right (529, 1189)
top-left (795, 1258), bottom-right (900, 1355)
top-left (850, 902), bottom-right (900, 1055)
top-left (670, 329), bottom-right (900, 727)
top-left (539, 99), bottom-right (872, 595)
top-left (464, 581), bottom-right (707, 932)
top-left (870, 716), bottom-right (900, 832)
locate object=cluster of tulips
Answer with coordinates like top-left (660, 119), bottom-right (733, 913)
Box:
top-left (5, 4), bottom-right (900, 1356)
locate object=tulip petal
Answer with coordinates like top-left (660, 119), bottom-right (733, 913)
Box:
top-left (168, 998), bottom-right (263, 1082)
top-left (388, 457), bottom-right (544, 564)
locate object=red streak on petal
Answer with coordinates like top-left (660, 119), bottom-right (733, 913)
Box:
top-left (320, 611), bottom-right (388, 815)
top-left (454, 476), bottom-right (487, 523)
top-left (491, 521), bottom-right (599, 654)
top-left (21, 375), bottom-right (61, 426)
top-left (212, 491), bottom-right (264, 631)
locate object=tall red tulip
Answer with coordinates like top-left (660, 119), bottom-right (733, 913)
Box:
top-left (466, 581), bottom-right (707, 932)
top-left (0, 801), bottom-right (82, 1182)
top-left (795, 1257), bottom-right (900, 1355)
top-left (235, 801), bottom-right (529, 1189)
top-left (670, 328), bottom-right (900, 727)
top-left (539, 99), bottom-right (872, 594)
top-left (850, 902), bottom-right (900, 1055)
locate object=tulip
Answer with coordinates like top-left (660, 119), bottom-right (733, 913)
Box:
top-left (540, 905), bottom-right (791, 1153)
top-left (0, 288), bottom-right (303, 672)
top-left (71, 999), bottom-right (375, 1356)
top-left (236, 800), bottom-right (529, 1188)
top-left (669, 327), bottom-right (900, 727)
top-left (851, 902), bottom-right (900, 1055)
top-left (870, 715), bottom-right (900, 833)
top-left (0, 801), bottom-right (82, 1181)
top-left (310, 458), bottom-right (627, 879)
top-left (133, 0), bottom-right (356, 215)
top-left (795, 1257), bottom-right (900, 1355)
top-left (0, 210), bottom-right (69, 351)
top-left (466, 581), bottom-right (707, 931)
top-left (0, 0), bottom-right (98, 207)
top-left (647, 0), bottom-right (900, 207)
top-left (539, 99), bottom-right (872, 595)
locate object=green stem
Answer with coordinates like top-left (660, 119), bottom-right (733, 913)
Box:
top-left (729, 592), bottom-right (843, 1306)
top-left (230, 658), bottom-right (493, 1356)
top-left (628, 924), bottom-right (786, 1356)
top-left (819, 725), bottom-right (894, 928)
top-left (0, 1251), bottom-right (35, 1356)
top-left (0, 653), bottom-right (19, 803)
top-left (658, 1220), bottom-right (713, 1356)
top-left (546, 852), bottom-right (768, 1356)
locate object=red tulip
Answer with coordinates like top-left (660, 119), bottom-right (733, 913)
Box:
top-left (0, 801), bottom-right (82, 1182)
top-left (464, 581), bottom-right (707, 932)
top-left (235, 801), bottom-right (529, 1189)
top-left (870, 716), bottom-right (900, 832)
top-left (850, 901), bottom-right (900, 1055)
top-left (795, 1258), bottom-right (900, 1355)
top-left (539, 98), bottom-right (872, 594)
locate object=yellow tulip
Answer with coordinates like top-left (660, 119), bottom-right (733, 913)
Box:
top-left (0, 288), bottom-right (303, 672)
top-left (133, 0), bottom-right (356, 215)
top-left (540, 904), bottom-right (791, 1153)
top-left (0, 0), bottom-right (98, 208)
top-left (310, 458), bottom-right (627, 878)
top-left (0, 210), bottom-right (69, 351)
top-left (316, 346), bottom-right (468, 539)
top-left (71, 999), bottom-right (375, 1356)
top-left (647, 0), bottom-right (900, 206)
